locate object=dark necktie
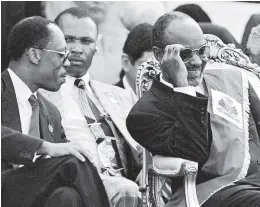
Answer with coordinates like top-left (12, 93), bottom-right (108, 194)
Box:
top-left (28, 95), bottom-right (40, 137)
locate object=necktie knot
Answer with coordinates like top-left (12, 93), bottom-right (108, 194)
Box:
top-left (28, 95), bottom-right (39, 108)
top-left (74, 79), bottom-right (86, 90)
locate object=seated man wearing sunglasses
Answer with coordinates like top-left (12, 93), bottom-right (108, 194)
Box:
top-left (127, 11), bottom-right (260, 207)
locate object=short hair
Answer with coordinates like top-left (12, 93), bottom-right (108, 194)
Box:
top-left (152, 11), bottom-right (189, 49)
top-left (54, 7), bottom-right (98, 34)
top-left (7, 16), bottom-right (53, 61)
top-left (123, 23), bottom-right (153, 65)
top-left (246, 24), bottom-right (260, 56)
top-left (174, 4), bottom-right (211, 23)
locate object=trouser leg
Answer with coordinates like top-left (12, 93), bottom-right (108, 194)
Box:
top-left (2, 155), bottom-right (110, 207)
top-left (44, 187), bottom-right (83, 207)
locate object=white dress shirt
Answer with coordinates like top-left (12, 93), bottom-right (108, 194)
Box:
top-left (58, 73), bottom-right (118, 172)
top-left (160, 73), bottom-right (205, 96)
top-left (59, 72), bottom-right (105, 142)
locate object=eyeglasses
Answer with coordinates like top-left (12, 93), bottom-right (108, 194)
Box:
top-left (34, 48), bottom-right (70, 64)
top-left (180, 44), bottom-right (210, 63)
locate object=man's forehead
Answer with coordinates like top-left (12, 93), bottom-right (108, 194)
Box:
top-left (47, 23), bottom-right (66, 49)
top-left (164, 18), bottom-right (205, 48)
top-left (58, 14), bottom-right (97, 37)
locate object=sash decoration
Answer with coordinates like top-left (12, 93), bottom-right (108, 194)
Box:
top-left (168, 68), bottom-right (251, 207)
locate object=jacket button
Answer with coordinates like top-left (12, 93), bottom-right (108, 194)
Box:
top-left (249, 134), bottom-right (253, 140)
top-left (257, 158), bottom-right (260, 165)
top-left (174, 120), bottom-right (181, 127)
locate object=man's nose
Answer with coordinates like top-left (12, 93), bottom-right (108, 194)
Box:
top-left (189, 53), bottom-right (203, 66)
top-left (71, 42), bottom-right (83, 54)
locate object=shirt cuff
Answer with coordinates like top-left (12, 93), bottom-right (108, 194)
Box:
top-left (174, 86), bottom-right (197, 97)
top-left (32, 152), bottom-right (41, 162)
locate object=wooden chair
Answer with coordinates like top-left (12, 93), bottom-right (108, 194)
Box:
top-left (135, 34), bottom-right (260, 207)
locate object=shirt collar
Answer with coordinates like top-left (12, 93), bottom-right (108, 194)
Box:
top-left (65, 72), bottom-right (91, 88)
top-left (160, 73), bottom-right (174, 89)
top-left (8, 68), bottom-right (37, 105)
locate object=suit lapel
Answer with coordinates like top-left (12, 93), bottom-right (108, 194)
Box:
top-left (90, 79), bottom-right (139, 151)
top-left (1, 70), bottom-right (22, 132)
top-left (37, 92), bottom-right (55, 143)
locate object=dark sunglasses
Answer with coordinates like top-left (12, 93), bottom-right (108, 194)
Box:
top-left (180, 44), bottom-right (210, 63)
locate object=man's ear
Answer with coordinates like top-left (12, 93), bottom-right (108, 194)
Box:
top-left (121, 53), bottom-right (131, 72)
top-left (152, 46), bottom-right (164, 63)
top-left (27, 48), bottom-right (41, 65)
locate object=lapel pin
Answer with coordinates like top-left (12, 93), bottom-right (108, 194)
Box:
top-left (110, 97), bottom-right (118, 104)
top-left (48, 124), bottom-right (54, 133)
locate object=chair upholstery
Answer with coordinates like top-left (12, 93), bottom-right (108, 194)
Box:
top-left (135, 34), bottom-right (260, 207)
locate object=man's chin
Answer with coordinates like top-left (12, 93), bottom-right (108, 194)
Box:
top-left (188, 76), bottom-right (203, 87)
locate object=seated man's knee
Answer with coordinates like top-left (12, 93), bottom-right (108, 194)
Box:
top-left (121, 180), bottom-right (140, 197)
top-left (45, 187), bottom-right (83, 207)
top-left (104, 177), bottom-right (141, 207)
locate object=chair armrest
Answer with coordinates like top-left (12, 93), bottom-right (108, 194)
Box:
top-left (152, 155), bottom-right (199, 207)
top-left (152, 155), bottom-right (198, 177)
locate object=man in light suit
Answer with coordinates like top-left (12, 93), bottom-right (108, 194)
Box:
top-left (41, 7), bottom-right (141, 207)
top-left (127, 11), bottom-right (260, 207)
top-left (1, 16), bottom-right (109, 207)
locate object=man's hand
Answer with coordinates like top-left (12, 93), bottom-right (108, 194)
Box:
top-left (161, 44), bottom-right (189, 87)
top-left (132, 144), bottom-right (143, 166)
top-left (37, 141), bottom-right (91, 162)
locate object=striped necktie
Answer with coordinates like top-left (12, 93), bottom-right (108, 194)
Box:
top-left (28, 94), bottom-right (40, 138)
top-left (74, 79), bottom-right (127, 176)
top-left (74, 79), bottom-right (113, 142)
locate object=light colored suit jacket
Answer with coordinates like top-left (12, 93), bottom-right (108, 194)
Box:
top-left (40, 78), bottom-right (140, 177)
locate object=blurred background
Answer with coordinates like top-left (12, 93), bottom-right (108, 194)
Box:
top-left (2, 1), bottom-right (260, 83)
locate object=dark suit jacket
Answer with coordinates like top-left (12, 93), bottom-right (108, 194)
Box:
top-left (1, 69), bottom-right (67, 172)
top-left (126, 77), bottom-right (210, 168)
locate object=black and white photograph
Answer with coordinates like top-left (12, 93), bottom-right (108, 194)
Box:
top-left (1, 1), bottom-right (260, 207)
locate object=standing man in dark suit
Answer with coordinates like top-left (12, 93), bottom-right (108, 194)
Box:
top-left (127, 11), bottom-right (260, 207)
top-left (1, 16), bottom-right (109, 207)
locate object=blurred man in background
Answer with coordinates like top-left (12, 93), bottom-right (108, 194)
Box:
top-left (116, 23), bottom-right (154, 100)
top-left (246, 24), bottom-right (260, 66)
